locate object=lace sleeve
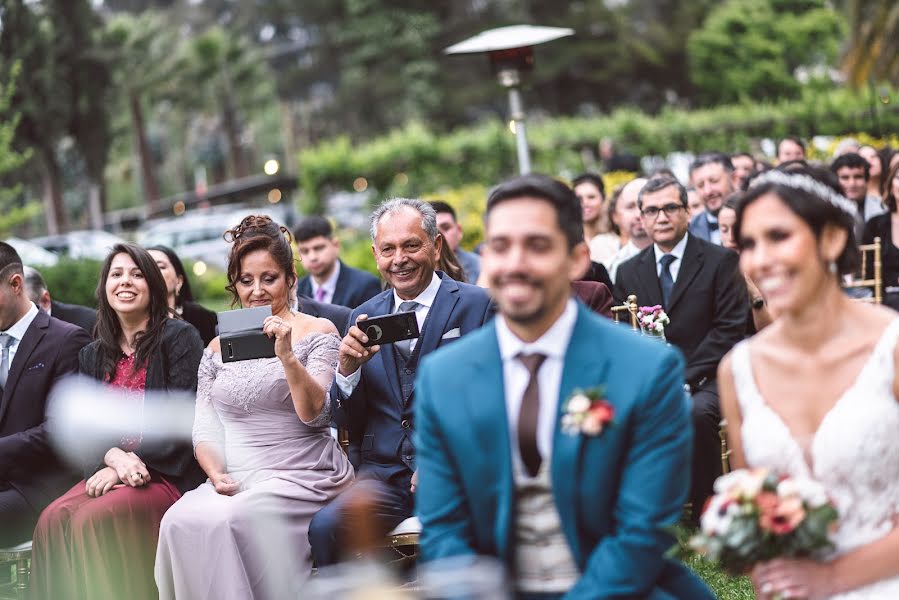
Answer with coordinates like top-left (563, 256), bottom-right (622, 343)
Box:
top-left (192, 349), bottom-right (225, 448)
top-left (295, 333), bottom-right (341, 427)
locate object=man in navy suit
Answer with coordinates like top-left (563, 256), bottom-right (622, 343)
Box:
top-left (0, 242), bottom-right (92, 545)
top-left (688, 152), bottom-right (736, 245)
top-left (294, 216), bottom-right (382, 309)
top-left (308, 198), bottom-right (493, 566)
top-left (416, 175), bottom-right (713, 599)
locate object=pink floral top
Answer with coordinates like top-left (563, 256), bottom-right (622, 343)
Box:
top-left (109, 353), bottom-right (147, 451)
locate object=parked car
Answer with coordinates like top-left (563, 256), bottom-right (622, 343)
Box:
top-left (6, 237), bottom-right (60, 266)
top-left (31, 230), bottom-right (127, 261)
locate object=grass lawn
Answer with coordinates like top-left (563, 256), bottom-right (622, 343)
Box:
top-left (687, 553), bottom-right (756, 599)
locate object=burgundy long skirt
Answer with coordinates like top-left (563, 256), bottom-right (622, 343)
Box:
top-left (30, 475), bottom-right (181, 600)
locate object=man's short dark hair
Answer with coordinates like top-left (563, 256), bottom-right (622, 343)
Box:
top-left (572, 173), bottom-right (606, 198)
top-left (778, 136), bottom-right (806, 154)
top-left (830, 152), bottom-right (870, 181)
top-left (486, 174), bottom-right (584, 250)
top-left (293, 216), bottom-right (334, 243)
top-left (637, 175), bottom-right (688, 209)
top-left (0, 241), bottom-right (24, 279)
top-left (429, 201), bottom-right (457, 221)
top-left (731, 151), bottom-right (754, 162)
top-left (689, 152), bottom-right (734, 176)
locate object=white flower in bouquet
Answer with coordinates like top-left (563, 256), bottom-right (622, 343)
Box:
top-left (700, 492), bottom-right (741, 536)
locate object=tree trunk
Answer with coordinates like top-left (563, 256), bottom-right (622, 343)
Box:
top-left (129, 92), bottom-right (160, 215)
top-left (221, 84), bottom-right (249, 179)
top-left (86, 178), bottom-right (104, 231)
top-left (40, 153), bottom-right (66, 235)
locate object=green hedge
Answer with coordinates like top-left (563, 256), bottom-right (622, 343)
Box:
top-left (297, 86), bottom-right (899, 213)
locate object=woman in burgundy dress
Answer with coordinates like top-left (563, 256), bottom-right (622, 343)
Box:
top-left (30, 243), bottom-right (204, 600)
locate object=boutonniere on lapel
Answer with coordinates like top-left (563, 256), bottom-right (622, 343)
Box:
top-left (561, 388), bottom-right (615, 437)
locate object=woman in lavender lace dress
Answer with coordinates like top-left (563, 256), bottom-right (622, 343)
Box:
top-left (155, 216), bottom-right (353, 599)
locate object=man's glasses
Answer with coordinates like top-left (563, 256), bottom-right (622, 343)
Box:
top-left (641, 203), bottom-right (685, 219)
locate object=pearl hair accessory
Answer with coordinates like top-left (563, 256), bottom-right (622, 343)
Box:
top-left (750, 170), bottom-right (858, 219)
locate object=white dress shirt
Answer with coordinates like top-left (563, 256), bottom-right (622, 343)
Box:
top-left (335, 271), bottom-right (442, 396)
top-left (1, 302), bottom-right (39, 367)
top-left (311, 260), bottom-right (341, 305)
top-left (653, 232), bottom-right (689, 284)
top-left (495, 299), bottom-right (578, 477)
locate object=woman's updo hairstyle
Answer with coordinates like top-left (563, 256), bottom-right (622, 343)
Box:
top-left (223, 215), bottom-right (296, 307)
top-left (734, 165), bottom-right (859, 276)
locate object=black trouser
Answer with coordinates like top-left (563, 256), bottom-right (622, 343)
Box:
top-left (0, 482), bottom-right (38, 546)
top-left (688, 378), bottom-right (722, 526)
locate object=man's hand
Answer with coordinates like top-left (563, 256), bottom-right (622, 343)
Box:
top-left (338, 314), bottom-right (381, 377)
top-left (211, 472), bottom-right (240, 496)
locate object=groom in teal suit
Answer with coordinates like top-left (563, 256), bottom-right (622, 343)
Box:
top-left (415, 175), bottom-right (714, 599)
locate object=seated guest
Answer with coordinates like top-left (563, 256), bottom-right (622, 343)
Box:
top-left (30, 243), bottom-right (204, 600)
top-left (156, 216), bottom-right (353, 599)
top-left (308, 199), bottom-right (493, 567)
top-left (615, 175), bottom-right (747, 518)
top-left (731, 152), bottom-right (756, 190)
top-left (719, 195), bottom-right (773, 332)
top-left (295, 216), bottom-right (382, 309)
top-left (859, 144), bottom-right (885, 202)
top-left (431, 201), bottom-right (482, 284)
top-left (831, 152), bottom-right (887, 242)
top-left (863, 161), bottom-right (899, 311)
top-left (23, 265), bottom-right (97, 335)
top-left (776, 136), bottom-right (806, 164)
top-left (689, 152), bottom-right (736, 245)
top-left (573, 173), bottom-right (619, 267)
top-left (147, 245), bottom-right (218, 345)
top-left (0, 243), bottom-right (91, 546)
top-left (607, 178), bottom-right (650, 283)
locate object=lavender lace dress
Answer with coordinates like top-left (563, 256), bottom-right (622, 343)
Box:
top-left (155, 333), bottom-right (353, 599)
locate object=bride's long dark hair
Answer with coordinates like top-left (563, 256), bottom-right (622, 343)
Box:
top-left (94, 243), bottom-right (171, 381)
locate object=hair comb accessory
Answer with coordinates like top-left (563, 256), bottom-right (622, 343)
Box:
top-left (749, 170), bottom-right (858, 218)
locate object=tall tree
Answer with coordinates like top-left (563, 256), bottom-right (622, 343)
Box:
top-left (840, 0), bottom-right (899, 86)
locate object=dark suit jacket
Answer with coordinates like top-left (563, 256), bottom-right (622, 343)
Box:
top-left (688, 212), bottom-right (715, 243)
top-left (297, 294), bottom-right (352, 334)
top-left (0, 311), bottom-right (92, 512)
top-left (78, 319), bottom-right (205, 493)
top-left (297, 260), bottom-right (382, 310)
top-left (331, 272), bottom-right (493, 482)
top-left (614, 234), bottom-right (747, 384)
top-left (571, 281), bottom-right (614, 319)
top-left (50, 300), bottom-right (97, 337)
top-left (181, 300), bottom-right (218, 346)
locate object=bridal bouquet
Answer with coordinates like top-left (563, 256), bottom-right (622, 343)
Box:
top-left (637, 305), bottom-right (669, 339)
top-left (689, 468), bottom-right (838, 575)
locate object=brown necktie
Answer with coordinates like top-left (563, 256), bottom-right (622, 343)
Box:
top-left (517, 352), bottom-right (547, 477)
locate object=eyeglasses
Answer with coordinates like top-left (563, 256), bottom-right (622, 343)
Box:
top-left (641, 203), bottom-right (686, 219)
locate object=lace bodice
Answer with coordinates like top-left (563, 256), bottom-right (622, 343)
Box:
top-left (192, 332), bottom-right (340, 449)
top-left (732, 320), bottom-right (899, 598)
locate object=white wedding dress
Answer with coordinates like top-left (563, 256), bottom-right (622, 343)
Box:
top-left (731, 319), bottom-right (899, 599)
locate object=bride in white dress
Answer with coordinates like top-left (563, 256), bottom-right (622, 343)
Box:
top-left (719, 166), bottom-right (899, 600)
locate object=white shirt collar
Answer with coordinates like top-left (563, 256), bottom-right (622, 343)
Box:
top-left (2, 302), bottom-right (39, 342)
top-left (392, 271), bottom-right (441, 311)
top-left (654, 232), bottom-right (689, 264)
top-left (706, 213), bottom-right (718, 224)
top-left (496, 298), bottom-right (578, 363)
top-left (312, 260), bottom-right (341, 296)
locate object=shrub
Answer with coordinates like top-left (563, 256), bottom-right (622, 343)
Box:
top-left (41, 258), bottom-right (104, 308)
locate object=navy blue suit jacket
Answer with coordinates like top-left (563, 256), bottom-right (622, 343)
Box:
top-left (331, 272), bottom-right (493, 482)
top-left (688, 212), bottom-right (715, 242)
top-left (297, 260), bottom-right (382, 310)
top-left (416, 304), bottom-right (715, 600)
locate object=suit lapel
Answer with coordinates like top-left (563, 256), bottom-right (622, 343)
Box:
top-left (550, 306), bottom-right (609, 565)
top-left (636, 249), bottom-right (664, 307)
top-left (416, 275), bottom-right (459, 358)
top-left (331, 260), bottom-right (350, 306)
top-left (667, 235), bottom-right (704, 312)
top-left (464, 323), bottom-right (515, 559)
top-left (0, 312), bottom-right (48, 426)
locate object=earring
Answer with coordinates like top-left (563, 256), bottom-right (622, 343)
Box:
top-left (828, 260), bottom-right (838, 275)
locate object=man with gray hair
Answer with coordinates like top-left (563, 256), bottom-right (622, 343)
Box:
top-left (308, 198), bottom-right (493, 566)
top-left (23, 266), bottom-right (96, 335)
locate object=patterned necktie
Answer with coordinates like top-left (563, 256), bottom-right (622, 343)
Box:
top-left (395, 301), bottom-right (419, 360)
top-left (659, 254), bottom-right (676, 309)
top-left (0, 333), bottom-right (14, 392)
top-left (517, 352), bottom-right (547, 477)
top-left (315, 287), bottom-right (327, 302)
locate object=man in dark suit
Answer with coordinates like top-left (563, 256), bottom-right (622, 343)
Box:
top-left (0, 243), bottom-right (92, 545)
top-left (308, 198), bottom-right (493, 566)
top-left (615, 175), bottom-right (747, 518)
top-left (294, 216), bottom-right (382, 309)
top-left (23, 266), bottom-right (97, 336)
top-left (296, 293), bottom-right (351, 335)
top-left (688, 152), bottom-right (736, 245)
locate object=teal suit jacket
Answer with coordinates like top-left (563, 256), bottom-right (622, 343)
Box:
top-left (415, 303), bottom-right (714, 599)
